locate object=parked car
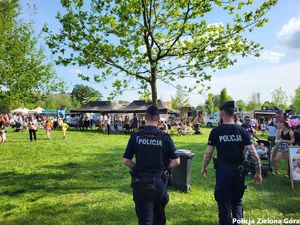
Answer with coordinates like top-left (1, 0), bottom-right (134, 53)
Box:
top-left (204, 112), bottom-right (220, 128)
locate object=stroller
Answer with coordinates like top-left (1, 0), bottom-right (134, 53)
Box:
top-left (246, 140), bottom-right (272, 177)
top-left (257, 140), bottom-right (272, 177)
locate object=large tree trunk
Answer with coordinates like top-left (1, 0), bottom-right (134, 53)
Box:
top-left (150, 66), bottom-right (158, 106)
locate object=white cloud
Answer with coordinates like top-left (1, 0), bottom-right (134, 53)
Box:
top-left (260, 50), bottom-right (285, 63)
top-left (203, 60), bottom-right (300, 105)
top-left (70, 68), bottom-right (82, 74)
top-left (207, 22), bottom-right (224, 28)
top-left (278, 13), bottom-right (300, 50)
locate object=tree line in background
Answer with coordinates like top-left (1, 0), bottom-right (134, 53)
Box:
top-left (0, 84), bottom-right (102, 112)
top-left (13, 82), bottom-right (300, 114)
top-left (4, 83), bottom-right (300, 114)
top-left (171, 86), bottom-right (300, 114)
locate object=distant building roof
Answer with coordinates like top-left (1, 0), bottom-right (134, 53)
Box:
top-left (111, 101), bottom-right (130, 110)
top-left (124, 100), bottom-right (164, 111)
top-left (70, 100), bottom-right (179, 114)
top-left (254, 110), bottom-right (276, 116)
top-left (81, 101), bottom-right (112, 111)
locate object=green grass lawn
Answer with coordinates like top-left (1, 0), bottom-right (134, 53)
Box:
top-left (0, 128), bottom-right (299, 225)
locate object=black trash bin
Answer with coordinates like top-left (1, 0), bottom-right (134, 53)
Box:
top-left (171, 149), bottom-right (194, 192)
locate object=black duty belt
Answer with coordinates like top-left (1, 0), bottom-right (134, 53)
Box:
top-left (137, 171), bottom-right (164, 179)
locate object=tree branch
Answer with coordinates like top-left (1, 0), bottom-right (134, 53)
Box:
top-left (141, 0), bottom-right (153, 64)
top-left (159, 0), bottom-right (192, 59)
top-left (75, 8), bottom-right (151, 83)
top-left (165, 7), bottom-right (271, 58)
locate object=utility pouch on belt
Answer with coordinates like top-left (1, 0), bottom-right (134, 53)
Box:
top-left (132, 176), bottom-right (156, 203)
top-left (213, 157), bottom-right (218, 170)
top-left (161, 170), bottom-right (170, 182)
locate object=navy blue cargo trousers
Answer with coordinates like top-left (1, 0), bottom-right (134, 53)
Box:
top-left (215, 165), bottom-right (246, 225)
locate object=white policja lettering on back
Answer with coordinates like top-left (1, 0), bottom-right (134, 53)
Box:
top-left (136, 136), bottom-right (163, 146)
top-left (219, 135), bottom-right (242, 143)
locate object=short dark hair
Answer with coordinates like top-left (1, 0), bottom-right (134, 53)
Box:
top-left (244, 116), bottom-right (250, 121)
top-left (221, 107), bottom-right (235, 117)
top-left (283, 121), bottom-right (290, 129)
top-left (145, 112), bottom-right (159, 122)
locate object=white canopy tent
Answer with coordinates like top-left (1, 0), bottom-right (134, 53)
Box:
top-left (29, 107), bottom-right (45, 114)
top-left (10, 107), bottom-right (29, 114)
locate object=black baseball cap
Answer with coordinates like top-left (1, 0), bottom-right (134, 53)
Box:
top-left (220, 101), bottom-right (235, 111)
top-left (244, 115), bottom-right (251, 121)
top-left (145, 105), bottom-right (160, 116)
top-left (276, 109), bottom-right (285, 115)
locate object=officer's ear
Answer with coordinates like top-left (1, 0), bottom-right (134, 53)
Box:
top-left (219, 111), bottom-right (224, 118)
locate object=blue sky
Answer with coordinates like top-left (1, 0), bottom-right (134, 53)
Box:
top-left (20, 0), bottom-right (300, 106)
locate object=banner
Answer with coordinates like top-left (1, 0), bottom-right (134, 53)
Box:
top-left (41, 110), bottom-right (65, 118)
top-left (289, 147), bottom-right (300, 189)
top-left (290, 147), bottom-right (300, 180)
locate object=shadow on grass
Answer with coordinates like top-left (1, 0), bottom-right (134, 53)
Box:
top-left (244, 176), bottom-right (300, 215)
top-left (4, 200), bottom-right (137, 225)
top-left (0, 151), bottom-right (132, 196)
top-left (0, 150), bottom-right (136, 225)
top-left (167, 201), bottom-right (218, 225)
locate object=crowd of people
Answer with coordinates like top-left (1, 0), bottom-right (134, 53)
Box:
top-left (0, 113), bottom-right (68, 142)
top-left (64, 113), bottom-right (203, 136)
top-left (1, 111), bottom-right (300, 153)
top-left (239, 113), bottom-right (300, 178)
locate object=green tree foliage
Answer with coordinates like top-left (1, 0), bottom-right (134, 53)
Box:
top-left (0, 0), bottom-right (60, 111)
top-left (196, 104), bottom-right (206, 112)
top-left (247, 92), bottom-right (261, 111)
top-left (71, 84), bottom-right (102, 105)
top-left (40, 93), bottom-right (80, 110)
top-left (236, 99), bottom-right (247, 112)
top-left (171, 85), bottom-right (190, 110)
top-left (0, 93), bottom-right (80, 112)
top-left (219, 88), bottom-right (232, 108)
top-left (205, 93), bottom-right (216, 114)
top-left (43, 0), bottom-right (277, 105)
top-left (262, 101), bottom-right (272, 107)
top-left (292, 86), bottom-right (300, 114)
top-left (139, 89), bottom-right (152, 102)
top-left (271, 87), bottom-right (288, 109)
top-left (213, 94), bottom-right (220, 110)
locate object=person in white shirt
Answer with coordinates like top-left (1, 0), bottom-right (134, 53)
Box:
top-left (28, 115), bottom-right (38, 142)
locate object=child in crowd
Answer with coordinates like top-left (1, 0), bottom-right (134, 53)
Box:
top-left (61, 119), bottom-right (68, 138)
top-left (0, 129), bottom-right (6, 143)
top-left (178, 121), bottom-right (185, 136)
top-left (294, 125), bottom-right (300, 146)
top-left (0, 115), bottom-right (6, 143)
top-left (45, 120), bottom-right (52, 139)
top-left (260, 123), bottom-right (267, 136)
top-left (256, 142), bottom-right (268, 159)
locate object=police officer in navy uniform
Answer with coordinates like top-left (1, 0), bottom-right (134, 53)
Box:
top-left (123, 105), bottom-right (180, 225)
top-left (201, 101), bottom-right (262, 225)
